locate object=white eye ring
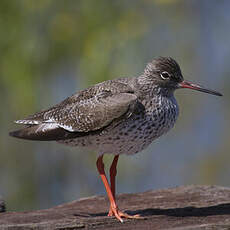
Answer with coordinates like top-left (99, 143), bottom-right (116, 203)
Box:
top-left (160, 71), bottom-right (170, 80)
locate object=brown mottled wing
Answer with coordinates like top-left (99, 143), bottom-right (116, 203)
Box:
top-left (14, 82), bottom-right (138, 133)
top-left (47, 92), bottom-right (137, 132)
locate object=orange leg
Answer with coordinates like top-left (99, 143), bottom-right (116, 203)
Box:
top-left (108, 155), bottom-right (119, 216)
top-left (96, 155), bottom-right (122, 222)
top-left (96, 155), bottom-right (142, 222)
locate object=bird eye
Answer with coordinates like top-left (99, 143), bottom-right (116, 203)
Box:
top-left (160, 71), bottom-right (170, 80)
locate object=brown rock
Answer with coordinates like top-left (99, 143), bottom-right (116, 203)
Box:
top-left (1, 185), bottom-right (230, 229)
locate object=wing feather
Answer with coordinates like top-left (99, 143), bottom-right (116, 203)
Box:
top-left (14, 80), bottom-right (139, 133)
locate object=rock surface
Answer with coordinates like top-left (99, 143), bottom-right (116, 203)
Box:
top-left (1, 185), bottom-right (230, 229)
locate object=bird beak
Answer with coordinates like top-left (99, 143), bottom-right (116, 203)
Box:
top-left (178, 80), bottom-right (222, 96)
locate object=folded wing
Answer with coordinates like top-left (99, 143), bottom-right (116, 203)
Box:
top-left (10, 81), bottom-right (138, 141)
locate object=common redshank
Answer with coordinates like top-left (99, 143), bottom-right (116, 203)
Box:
top-left (10, 57), bottom-right (222, 222)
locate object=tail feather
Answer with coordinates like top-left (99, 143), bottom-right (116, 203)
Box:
top-left (9, 124), bottom-right (78, 141)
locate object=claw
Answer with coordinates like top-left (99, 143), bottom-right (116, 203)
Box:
top-left (108, 206), bottom-right (144, 222)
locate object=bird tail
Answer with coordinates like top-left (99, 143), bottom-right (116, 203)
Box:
top-left (9, 124), bottom-right (76, 141)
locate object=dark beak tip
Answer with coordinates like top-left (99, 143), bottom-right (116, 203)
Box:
top-left (218, 92), bottom-right (223, 97)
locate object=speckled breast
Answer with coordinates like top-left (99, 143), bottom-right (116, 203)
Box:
top-left (88, 95), bottom-right (179, 155)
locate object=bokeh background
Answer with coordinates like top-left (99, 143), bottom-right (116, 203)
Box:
top-left (0, 0), bottom-right (229, 211)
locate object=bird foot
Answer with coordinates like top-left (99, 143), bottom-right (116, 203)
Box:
top-left (108, 207), bottom-right (143, 222)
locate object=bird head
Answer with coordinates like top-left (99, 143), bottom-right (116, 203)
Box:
top-left (143, 57), bottom-right (222, 96)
